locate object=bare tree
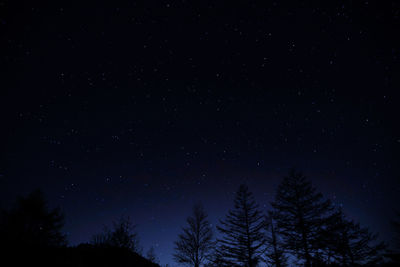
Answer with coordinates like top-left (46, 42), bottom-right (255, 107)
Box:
top-left (174, 204), bottom-right (214, 267)
top-left (90, 215), bottom-right (141, 253)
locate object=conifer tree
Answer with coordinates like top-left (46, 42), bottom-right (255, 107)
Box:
top-left (205, 246), bottom-right (232, 267)
top-left (271, 169), bottom-right (332, 266)
top-left (325, 209), bottom-right (385, 266)
top-left (173, 204), bottom-right (213, 267)
top-left (217, 184), bottom-right (266, 267)
top-left (264, 212), bottom-right (287, 267)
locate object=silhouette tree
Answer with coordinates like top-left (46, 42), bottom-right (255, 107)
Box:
top-left (216, 184), bottom-right (266, 267)
top-left (91, 215), bottom-right (141, 253)
top-left (0, 189), bottom-right (66, 248)
top-left (264, 211), bottom-right (287, 267)
top-left (271, 169), bottom-right (332, 266)
top-left (392, 212), bottom-right (400, 250)
top-left (323, 209), bottom-right (385, 266)
top-left (147, 246), bottom-right (160, 264)
top-left (204, 247), bottom-right (232, 267)
top-left (388, 212), bottom-right (400, 265)
top-left (91, 230), bottom-right (110, 246)
top-left (174, 204), bottom-right (213, 267)
top-left (385, 212), bottom-right (400, 265)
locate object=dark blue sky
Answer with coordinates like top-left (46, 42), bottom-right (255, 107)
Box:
top-left (1, 1), bottom-right (399, 265)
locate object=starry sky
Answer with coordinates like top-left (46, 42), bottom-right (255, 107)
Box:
top-left (1, 1), bottom-right (399, 265)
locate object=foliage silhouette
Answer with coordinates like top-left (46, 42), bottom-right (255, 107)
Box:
top-left (0, 171), bottom-right (392, 267)
top-left (391, 212), bottom-right (400, 251)
top-left (147, 246), bottom-right (160, 264)
top-left (174, 203), bottom-right (214, 267)
top-left (322, 208), bottom-right (385, 266)
top-left (91, 215), bottom-right (141, 253)
top-left (271, 169), bottom-right (333, 266)
top-left (0, 189), bottom-right (66, 248)
top-left (263, 211), bottom-right (288, 267)
top-left (0, 191), bottom-right (158, 267)
top-left (216, 184), bottom-right (266, 267)
top-left (384, 212), bottom-right (400, 266)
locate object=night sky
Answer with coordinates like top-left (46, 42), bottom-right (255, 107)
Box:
top-left (1, 1), bottom-right (399, 265)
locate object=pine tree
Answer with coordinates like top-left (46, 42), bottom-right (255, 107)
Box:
top-left (216, 184), bottom-right (266, 267)
top-left (264, 212), bottom-right (287, 267)
top-left (173, 204), bottom-right (213, 267)
top-left (271, 169), bottom-right (332, 266)
top-left (325, 209), bottom-right (385, 266)
top-left (205, 247), bottom-right (232, 267)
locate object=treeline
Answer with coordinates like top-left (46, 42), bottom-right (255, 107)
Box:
top-left (0, 169), bottom-right (399, 267)
top-left (173, 169), bottom-right (399, 267)
top-left (0, 190), bottom-right (160, 267)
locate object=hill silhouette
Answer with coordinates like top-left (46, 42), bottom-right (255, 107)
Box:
top-left (3, 244), bottom-right (160, 267)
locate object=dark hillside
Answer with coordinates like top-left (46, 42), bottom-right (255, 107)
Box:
top-left (3, 244), bottom-right (160, 267)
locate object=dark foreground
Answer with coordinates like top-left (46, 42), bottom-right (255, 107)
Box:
top-left (3, 244), bottom-right (160, 267)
